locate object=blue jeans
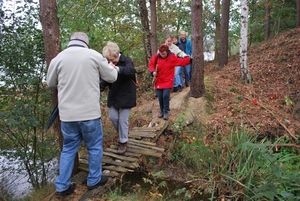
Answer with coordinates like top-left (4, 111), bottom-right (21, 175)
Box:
top-left (55, 118), bottom-right (103, 192)
top-left (173, 66), bottom-right (183, 87)
top-left (156, 88), bottom-right (171, 113)
top-left (183, 63), bottom-right (192, 86)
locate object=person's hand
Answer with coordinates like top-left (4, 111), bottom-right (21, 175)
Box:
top-left (152, 71), bottom-right (157, 77)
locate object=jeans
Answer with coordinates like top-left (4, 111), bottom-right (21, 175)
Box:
top-left (173, 66), bottom-right (183, 87)
top-left (183, 63), bottom-right (192, 86)
top-left (55, 118), bottom-right (103, 192)
top-left (109, 106), bottom-right (131, 143)
top-left (156, 88), bottom-right (171, 113)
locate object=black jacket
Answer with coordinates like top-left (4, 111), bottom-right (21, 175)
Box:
top-left (101, 53), bottom-right (137, 109)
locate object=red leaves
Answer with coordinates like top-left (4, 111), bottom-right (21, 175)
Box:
top-left (270, 93), bottom-right (276, 99)
top-left (252, 98), bottom-right (258, 105)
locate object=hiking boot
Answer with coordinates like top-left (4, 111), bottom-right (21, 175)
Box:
top-left (158, 112), bottom-right (163, 118)
top-left (172, 87), bottom-right (178, 93)
top-left (178, 85), bottom-right (182, 92)
top-left (163, 112), bottom-right (169, 120)
top-left (118, 142), bottom-right (127, 154)
top-left (87, 175), bottom-right (108, 190)
top-left (55, 183), bottom-right (76, 196)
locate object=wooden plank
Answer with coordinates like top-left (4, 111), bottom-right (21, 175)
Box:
top-left (106, 147), bottom-right (142, 157)
top-left (128, 139), bottom-right (157, 146)
top-left (129, 132), bottom-right (156, 138)
top-left (128, 141), bottom-right (165, 152)
top-left (103, 151), bottom-right (138, 162)
top-left (127, 144), bottom-right (163, 155)
top-left (102, 157), bottom-right (139, 169)
top-left (132, 127), bottom-right (160, 131)
top-left (102, 165), bottom-right (134, 173)
top-left (126, 147), bottom-right (162, 157)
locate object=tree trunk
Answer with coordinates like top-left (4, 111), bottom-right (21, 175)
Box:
top-left (240, 0), bottom-right (251, 84)
top-left (39, 0), bottom-right (80, 174)
top-left (150, 0), bottom-right (157, 56)
top-left (138, 0), bottom-right (152, 64)
top-left (39, 0), bottom-right (63, 148)
top-left (214, 0), bottom-right (221, 62)
top-left (190, 0), bottom-right (206, 98)
top-left (265, 0), bottom-right (270, 40)
top-left (218, 0), bottom-right (230, 68)
top-left (297, 0), bottom-right (300, 27)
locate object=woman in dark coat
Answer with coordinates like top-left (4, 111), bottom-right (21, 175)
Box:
top-left (101, 41), bottom-right (136, 154)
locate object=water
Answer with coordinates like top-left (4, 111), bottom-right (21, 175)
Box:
top-left (0, 154), bottom-right (59, 199)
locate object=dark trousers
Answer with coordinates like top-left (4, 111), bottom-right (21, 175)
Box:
top-left (156, 88), bottom-right (171, 113)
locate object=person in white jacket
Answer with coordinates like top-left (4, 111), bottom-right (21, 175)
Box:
top-left (164, 34), bottom-right (187, 92)
top-left (47, 32), bottom-right (118, 196)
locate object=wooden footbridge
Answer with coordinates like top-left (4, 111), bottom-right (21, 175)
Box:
top-left (45, 120), bottom-right (169, 201)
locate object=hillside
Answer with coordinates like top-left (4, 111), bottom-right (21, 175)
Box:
top-left (205, 28), bottom-right (300, 139)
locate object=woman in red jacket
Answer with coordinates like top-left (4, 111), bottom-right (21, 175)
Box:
top-left (149, 44), bottom-right (191, 120)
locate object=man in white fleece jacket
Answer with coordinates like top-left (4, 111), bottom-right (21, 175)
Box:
top-left (47, 32), bottom-right (118, 196)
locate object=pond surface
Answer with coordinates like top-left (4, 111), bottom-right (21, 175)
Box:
top-left (0, 154), bottom-right (58, 199)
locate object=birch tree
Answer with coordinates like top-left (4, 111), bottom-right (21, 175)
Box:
top-left (240, 0), bottom-right (251, 83)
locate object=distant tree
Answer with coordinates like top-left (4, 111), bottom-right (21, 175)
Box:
top-left (240, 0), bottom-right (251, 84)
top-left (138, 0), bottom-right (152, 64)
top-left (39, 0), bottom-right (63, 149)
top-left (190, 0), bottom-right (206, 98)
top-left (214, 0), bottom-right (221, 61)
top-left (265, 0), bottom-right (270, 40)
top-left (297, 0), bottom-right (300, 27)
top-left (150, 0), bottom-right (157, 56)
top-left (218, 0), bottom-right (230, 68)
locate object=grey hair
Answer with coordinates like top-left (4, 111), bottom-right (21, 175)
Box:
top-left (70, 32), bottom-right (89, 44)
top-left (102, 41), bottom-right (120, 59)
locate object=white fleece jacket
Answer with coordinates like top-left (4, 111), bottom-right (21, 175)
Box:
top-left (47, 40), bottom-right (118, 121)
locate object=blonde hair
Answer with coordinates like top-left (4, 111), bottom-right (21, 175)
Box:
top-left (102, 41), bottom-right (120, 59)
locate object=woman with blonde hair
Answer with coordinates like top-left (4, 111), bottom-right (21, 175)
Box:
top-left (101, 41), bottom-right (137, 154)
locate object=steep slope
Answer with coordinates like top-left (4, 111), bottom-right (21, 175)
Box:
top-left (205, 28), bottom-right (300, 139)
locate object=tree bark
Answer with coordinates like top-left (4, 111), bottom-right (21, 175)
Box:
top-left (265, 0), bottom-right (270, 40)
top-left (214, 0), bottom-right (221, 62)
top-left (218, 0), bottom-right (230, 68)
top-left (138, 0), bottom-right (152, 64)
top-left (190, 0), bottom-right (206, 98)
top-left (297, 0), bottom-right (300, 27)
top-left (240, 0), bottom-right (251, 84)
top-left (149, 0), bottom-right (157, 56)
top-left (39, 0), bottom-right (63, 149)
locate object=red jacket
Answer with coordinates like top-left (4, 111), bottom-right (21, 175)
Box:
top-left (149, 51), bottom-right (190, 89)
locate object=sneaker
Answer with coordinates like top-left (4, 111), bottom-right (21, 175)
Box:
top-left (158, 112), bottom-right (163, 118)
top-left (118, 142), bottom-right (127, 154)
top-left (163, 112), bottom-right (169, 120)
top-left (87, 175), bottom-right (108, 190)
top-left (55, 183), bottom-right (76, 196)
top-left (178, 85), bottom-right (182, 92)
